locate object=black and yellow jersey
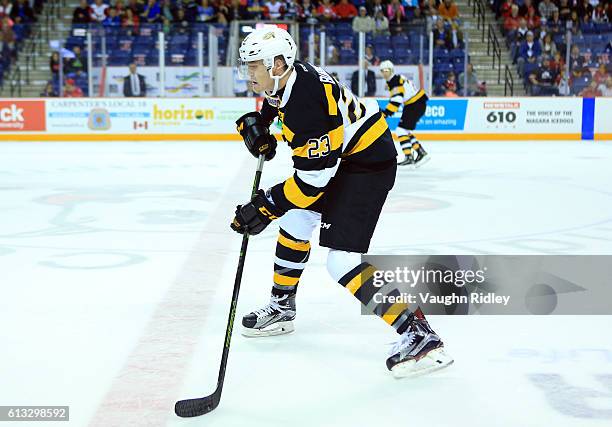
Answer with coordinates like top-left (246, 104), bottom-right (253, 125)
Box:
top-left (260, 60), bottom-right (396, 214)
top-left (382, 74), bottom-right (428, 117)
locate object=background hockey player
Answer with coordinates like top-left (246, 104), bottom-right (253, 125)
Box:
top-left (231, 26), bottom-right (452, 377)
top-left (379, 60), bottom-right (430, 168)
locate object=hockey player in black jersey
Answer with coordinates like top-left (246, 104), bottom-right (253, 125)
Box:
top-left (230, 26), bottom-right (452, 377)
top-left (379, 60), bottom-right (430, 168)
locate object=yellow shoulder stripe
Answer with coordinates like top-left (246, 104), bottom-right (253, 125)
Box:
top-left (343, 115), bottom-right (388, 157)
top-left (282, 123), bottom-right (295, 143)
top-left (324, 84), bottom-right (337, 116)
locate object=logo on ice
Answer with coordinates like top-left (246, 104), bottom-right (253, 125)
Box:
top-left (0, 100), bottom-right (46, 131)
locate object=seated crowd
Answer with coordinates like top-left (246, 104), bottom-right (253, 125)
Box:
top-left (495, 0), bottom-right (611, 96)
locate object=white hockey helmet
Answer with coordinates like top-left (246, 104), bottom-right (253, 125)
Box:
top-left (239, 26), bottom-right (297, 96)
top-left (379, 60), bottom-right (395, 72)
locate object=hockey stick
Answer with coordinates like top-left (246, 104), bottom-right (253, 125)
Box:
top-left (174, 154), bottom-right (266, 418)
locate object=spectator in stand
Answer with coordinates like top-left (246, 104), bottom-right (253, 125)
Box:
top-left (335, 0), bottom-right (358, 21)
top-left (373, 9), bottom-right (389, 35)
top-left (557, 68), bottom-right (570, 95)
top-left (541, 33), bottom-right (557, 57)
top-left (499, 0), bottom-right (514, 20)
top-left (550, 51), bottom-right (565, 73)
top-left (509, 17), bottom-right (529, 62)
top-left (504, 5), bottom-right (520, 33)
top-left (351, 60), bottom-right (376, 96)
top-left (247, 0), bottom-right (265, 20)
top-left (593, 63), bottom-right (609, 85)
top-left (538, 0), bottom-right (558, 21)
top-left (284, 0), bottom-right (298, 20)
top-left (569, 45), bottom-right (585, 74)
top-left (103, 8), bottom-right (122, 27)
top-left (438, 0), bottom-right (459, 22)
top-left (197, 0), bottom-right (216, 22)
top-left (327, 44), bottom-right (340, 64)
top-left (217, 2), bottom-right (229, 25)
top-left (226, 0), bottom-right (247, 22)
top-left (519, 0), bottom-right (535, 18)
top-left (66, 45), bottom-right (86, 74)
top-left (525, 7), bottom-right (541, 33)
top-left (530, 57), bottom-right (558, 95)
top-left (577, 0), bottom-right (594, 19)
top-left (570, 9), bottom-right (581, 29)
top-left (387, 0), bottom-right (405, 22)
top-left (353, 6), bottom-right (374, 32)
top-left (592, 1), bottom-right (608, 22)
top-left (10, 0), bottom-right (35, 23)
top-left (161, 0), bottom-right (175, 22)
top-left (298, 0), bottom-right (318, 23)
top-left (444, 71), bottom-right (458, 96)
top-left (122, 8), bottom-right (140, 33)
top-left (317, 0), bottom-right (337, 22)
top-left (517, 31), bottom-right (541, 76)
top-left (423, 0), bottom-right (439, 19)
top-left (365, 44), bottom-right (380, 65)
top-left (40, 82), bottom-right (58, 97)
top-left (72, 0), bottom-right (91, 24)
top-left (115, 0), bottom-right (127, 20)
top-left (547, 10), bottom-right (563, 37)
top-left (370, 0), bottom-right (385, 17)
top-left (0, 15), bottom-right (14, 54)
top-left (580, 80), bottom-right (602, 96)
top-left (433, 18), bottom-right (448, 48)
top-left (599, 76), bottom-right (612, 96)
top-left (174, 8), bottom-right (189, 33)
top-left (449, 20), bottom-right (464, 48)
top-left (90, 0), bottom-right (109, 23)
top-left (141, 0), bottom-right (161, 23)
top-left (558, 0), bottom-right (572, 22)
top-left (458, 63), bottom-right (480, 96)
top-left (127, 0), bottom-right (144, 16)
top-left (49, 51), bottom-right (60, 75)
top-left (64, 79), bottom-right (84, 97)
top-left (265, 0), bottom-right (285, 20)
top-left (0, 0), bottom-right (13, 18)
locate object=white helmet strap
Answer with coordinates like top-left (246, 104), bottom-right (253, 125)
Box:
top-left (263, 56), bottom-right (292, 97)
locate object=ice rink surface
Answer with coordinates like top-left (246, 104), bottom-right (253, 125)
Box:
top-left (1, 140), bottom-right (612, 427)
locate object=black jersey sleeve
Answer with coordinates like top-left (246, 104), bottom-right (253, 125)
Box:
top-left (260, 98), bottom-right (278, 127)
top-left (269, 68), bottom-right (345, 213)
top-left (382, 75), bottom-right (405, 117)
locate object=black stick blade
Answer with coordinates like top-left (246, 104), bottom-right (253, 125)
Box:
top-left (174, 394), bottom-right (219, 418)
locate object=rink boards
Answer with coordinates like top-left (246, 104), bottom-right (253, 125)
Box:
top-left (0, 97), bottom-right (610, 141)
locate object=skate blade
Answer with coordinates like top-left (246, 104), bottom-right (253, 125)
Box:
top-left (241, 321), bottom-right (295, 338)
top-left (414, 155), bottom-right (431, 169)
top-left (391, 348), bottom-right (454, 379)
top-left (397, 161), bottom-right (416, 169)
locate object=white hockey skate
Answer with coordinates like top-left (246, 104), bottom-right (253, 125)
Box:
top-left (241, 294), bottom-right (296, 338)
top-left (386, 309), bottom-right (453, 378)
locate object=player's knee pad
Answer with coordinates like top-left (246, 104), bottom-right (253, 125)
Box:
top-left (326, 249), bottom-right (361, 282)
top-left (277, 209), bottom-right (321, 242)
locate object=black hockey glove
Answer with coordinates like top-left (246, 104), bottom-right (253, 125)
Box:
top-left (230, 189), bottom-right (284, 235)
top-left (236, 112), bottom-right (277, 161)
